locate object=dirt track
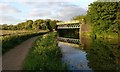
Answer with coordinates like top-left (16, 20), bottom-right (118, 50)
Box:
top-left (2, 36), bottom-right (38, 70)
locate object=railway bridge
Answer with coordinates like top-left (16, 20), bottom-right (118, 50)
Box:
top-left (57, 20), bottom-right (84, 29)
top-left (56, 19), bottom-right (85, 45)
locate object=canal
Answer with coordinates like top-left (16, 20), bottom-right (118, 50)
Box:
top-left (57, 29), bottom-right (120, 71)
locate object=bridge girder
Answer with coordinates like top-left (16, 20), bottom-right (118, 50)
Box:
top-left (57, 20), bottom-right (80, 29)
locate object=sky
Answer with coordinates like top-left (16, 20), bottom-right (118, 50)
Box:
top-left (0, 0), bottom-right (96, 25)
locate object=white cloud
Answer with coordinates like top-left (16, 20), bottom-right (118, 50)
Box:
top-left (0, 3), bottom-right (21, 14)
top-left (2, 0), bottom-right (84, 2)
top-left (0, 1), bottom-right (88, 24)
top-left (29, 8), bottom-right (52, 17)
top-left (0, 15), bottom-right (22, 24)
top-left (57, 5), bottom-right (86, 20)
top-left (26, 2), bottom-right (87, 21)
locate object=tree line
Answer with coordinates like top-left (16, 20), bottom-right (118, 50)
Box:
top-left (72, 1), bottom-right (120, 38)
top-left (0, 19), bottom-right (60, 32)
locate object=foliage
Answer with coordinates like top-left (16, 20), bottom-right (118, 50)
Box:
top-left (72, 15), bottom-right (87, 24)
top-left (0, 19), bottom-right (59, 31)
top-left (45, 19), bottom-right (53, 32)
top-left (22, 32), bottom-right (67, 70)
top-left (72, 15), bottom-right (85, 21)
top-left (86, 1), bottom-right (119, 37)
top-left (86, 38), bottom-right (120, 71)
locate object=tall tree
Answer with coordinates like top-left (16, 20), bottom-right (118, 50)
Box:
top-left (45, 19), bottom-right (53, 32)
top-left (26, 20), bottom-right (33, 30)
top-left (86, 1), bottom-right (119, 36)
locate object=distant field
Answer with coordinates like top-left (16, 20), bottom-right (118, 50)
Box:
top-left (0, 30), bottom-right (48, 40)
top-left (1, 30), bottom-right (48, 54)
top-left (0, 30), bottom-right (48, 36)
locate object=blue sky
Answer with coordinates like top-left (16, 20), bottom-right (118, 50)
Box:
top-left (0, 0), bottom-right (96, 25)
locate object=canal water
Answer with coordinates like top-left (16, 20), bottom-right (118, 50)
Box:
top-left (57, 30), bottom-right (120, 71)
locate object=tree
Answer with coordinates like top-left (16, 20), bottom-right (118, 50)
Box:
top-left (2, 24), bottom-right (8, 30)
top-left (45, 19), bottom-right (53, 32)
top-left (17, 22), bottom-right (26, 30)
top-left (26, 20), bottom-right (33, 30)
top-left (1, 19), bottom-right (59, 30)
top-left (32, 19), bottom-right (44, 30)
top-left (86, 1), bottom-right (119, 36)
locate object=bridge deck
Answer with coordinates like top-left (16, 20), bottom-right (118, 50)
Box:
top-left (57, 20), bottom-right (80, 25)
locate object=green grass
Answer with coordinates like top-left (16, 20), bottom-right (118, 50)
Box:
top-left (22, 32), bottom-right (67, 71)
top-left (2, 31), bottom-right (47, 54)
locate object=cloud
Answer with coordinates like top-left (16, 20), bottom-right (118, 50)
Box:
top-left (27, 2), bottom-right (87, 21)
top-left (0, 3), bottom-right (21, 14)
top-left (0, 15), bottom-right (22, 24)
top-left (29, 8), bottom-right (52, 17)
top-left (1, 0), bottom-right (83, 2)
top-left (56, 5), bottom-right (86, 20)
top-left (0, 1), bottom-right (88, 24)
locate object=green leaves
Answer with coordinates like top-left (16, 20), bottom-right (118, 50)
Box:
top-left (1, 19), bottom-right (59, 31)
top-left (23, 33), bottom-right (67, 70)
top-left (86, 1), bottom-right (119, 36)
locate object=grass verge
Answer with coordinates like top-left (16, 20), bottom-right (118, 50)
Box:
top-left (22, 32), bottom-right (67, 71)
top-left (2, 32), bottom-right (47, 54)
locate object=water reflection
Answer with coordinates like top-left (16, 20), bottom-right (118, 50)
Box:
top-left (58, 42), bottom-right (91, 70)
top-left (57, 33), bottom-right (91, 70)
top-left (57, 31), bottom-right (120, 71)
top-left (86, 38), bottom-right (120, 71)
top-left (57, 37), bottom-right (80, 44)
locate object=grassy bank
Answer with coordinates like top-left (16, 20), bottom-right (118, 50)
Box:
top-left (22, 32), bottom-right (67, 70)
top-left (2, 31), bottom-right (47, 54)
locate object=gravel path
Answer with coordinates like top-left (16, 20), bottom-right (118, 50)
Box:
top-left (2, 36), bottom-right (38, 70)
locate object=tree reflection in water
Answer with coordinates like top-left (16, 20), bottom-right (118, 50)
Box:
top-left (57, 29), bottom-right (120, 71)
top-left (86, 38), bottom-right (120, 71)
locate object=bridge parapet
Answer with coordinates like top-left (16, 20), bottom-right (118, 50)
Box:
top-left (57, 20), bottom-right (80, 29)
top-left (57, 24), bottom-right (80, 29)
top-left (57, 20), bottom-right (80, 25)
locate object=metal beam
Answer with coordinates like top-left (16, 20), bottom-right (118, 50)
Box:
top-left (57, 20), bottom-right (80, 25)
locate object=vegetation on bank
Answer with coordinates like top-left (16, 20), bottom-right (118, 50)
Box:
top-left (22, 32), bottom-right (67, 70)
top-left (86, 38), bottom-right (119, 71)
top-left (72, 1), bottom-right (120, 39)
top-left (0, 19), bottom-right (59, 32)
top-left (86, 1), bottom-right (119, 38)
top-left (2, 31), bottom-right (48, 54)
top-left (0, 30), bottom-right (47, 36)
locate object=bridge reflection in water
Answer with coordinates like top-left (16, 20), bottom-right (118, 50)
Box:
top-left (57, 36), bottom-right (92, 70)
top-left (56, 20), bottom-right (91, 70)
top-left (57, 20), bottom-right (120, 71)
top-left (57, 22), bottom-right (92, 70)
top-left (57, 36), bottom-right (120, 71)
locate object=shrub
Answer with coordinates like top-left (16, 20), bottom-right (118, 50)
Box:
top-left (22, 32), bottom-right (67, 71)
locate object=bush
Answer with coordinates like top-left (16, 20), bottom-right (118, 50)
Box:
top-left (22, 32), bottom-right (67, 71)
